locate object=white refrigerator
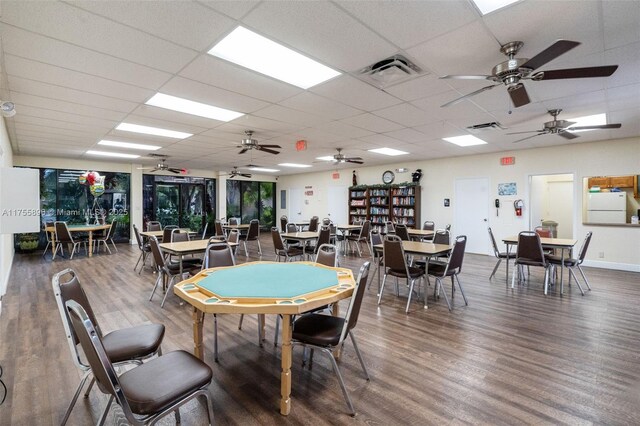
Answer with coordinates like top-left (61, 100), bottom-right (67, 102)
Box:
top-left (587, 192), bottom-right (627, 223)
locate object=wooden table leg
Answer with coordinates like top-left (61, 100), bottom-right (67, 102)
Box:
top-left (193, 308), bottom-right (205, 360)
top-left (88, 231), bottom-right (93, 257)
top-left (280, 314), bottom-right (292, 416)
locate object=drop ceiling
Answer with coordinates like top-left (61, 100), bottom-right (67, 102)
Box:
top-left (0, 0), bottom-right (638, 175)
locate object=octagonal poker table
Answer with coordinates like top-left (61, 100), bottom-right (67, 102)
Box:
top-left (174, 261), bottom-right (356, 416)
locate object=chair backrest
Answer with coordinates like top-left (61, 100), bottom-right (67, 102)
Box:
top-left (577, 231), bottom-right (593, 264)
top-left (444, 235), bottom-right (467, 275)
top-left (246, 219), bottom-right (260, 239)
top-left (133, 224), bottom-right (144, 250)
top-left (106, 220), bottom-right (117, 239)
top-left (359, 220), bottom-right (371, 240)
top-left (385, 221), bottom-right (395, 234)
top-left (315, 243), bottom-right (337, 267)
top-left (445, 224), bottom-right (451, 233)
top-left (308, 216), bottom-right (319, 232)
top-left (382, 235), bottom-right (408, 272)
top-left (286, 222), bottom-right (298, 233)
top-left (317, 225), bottom-right (331, 247)
top-left (322, 217), bottom-right (331, 226)
top-left (339, 262), bottom-right (371, 342)
top-left (422, 221), bottom-right (435, 231)
top-left (162, 225), bottom-right (178, 242)
top-left (214, 220), bottom-right (224, 237)
top-left (171, 229), bottom-right (189, 242)
top-left (228, 217), bottom-right (239, 226)
top-left (516, 231), bottom-right (546, 266)
top-left (271, 227), bottom-right (286, 252)
top-left (44, 221), bottom-right (54, 243)
top-left (55, 221), bottom-right (74, 243)
top-left (148, 236), bottom-right (166, 270)
top-left (227, 229), bottom-right (240, 246)
top-left (534, 226), bottom-right (552, 238)
top-left (201, 222), bottom-right (209, 240)
top-left (487, 227), bottom-right (500, 257)
top-left (370, 230), bottom-right (382, 250)
top-left (395, 224), bottom-right (410, 241)
top-left (147, 221), bottom-right (161, 232)
top-left (203, 242), bottom-right (235, 269)
top-left (433, 229), bottom-right (450, 245)
top-left (280, 215), bottom-right (288, 232)
top-left (52, 269), bottom-right (101, 371)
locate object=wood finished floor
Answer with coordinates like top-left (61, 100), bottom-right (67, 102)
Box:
top-left (1, 237), bottom-right (639, 425)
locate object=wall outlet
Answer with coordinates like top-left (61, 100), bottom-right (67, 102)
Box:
top-left (598, 252), bottom-right (605, 258)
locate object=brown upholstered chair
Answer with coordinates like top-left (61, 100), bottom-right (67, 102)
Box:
top-left (311, 225), bottom-right (332, 256)
top-left (547, 231), bottom-right (593, 295)
top-left (161, 225), bottom-right (178, 243)
top-left (228, 217), bottom-right (239, 226)
top-left (395, 224), bottom-right (410, 241)
top-left (170, 230), bottom-right (202, 267)
top-left (280, 215), bottom-right (288, 232)
top-left (384, 220), bottom-right (395, 235)
top-left (368, 230), bottom-right (384, 291)
top-left (226, 229), bottom-right (240, 255)
top-left (133, 224), bottom-right (151, 274)
top-left (421, 221), bottom-right (435, 241)
top-left (488, 227), bottom-right (516, 279)
top-left (95, 220), bottom-right (118, 254)
top-left (272, 227), bottom-right (303, 261)
top-left (214, 219), bottom-right (226, 240)
top-left (346, 220), bottom-right (371, 257)
top-left (308, 215), bottom-right (319, 232)
top-left (52, 269), bottom-right (165, 425)
top-left (65, 300), bottom-right (214, 426)
top-left (53, 221), bottom-right (86, 260)
top-left (146, 221), bottom-right (161, 232)
top-left (511, 231), bottom-right (551, 294)
top-left (42, 220), bottom-right (55, 258)
top-left (426, 235), bottom-right (469, 311)
top-left (239, 219), bottom-right (261, 256)
top-left (291, 262), bottom-right (371, 416)
top-left (315, 243), bottom-right (338, 267)
top-left (378, 235), bottom-right (425, 313)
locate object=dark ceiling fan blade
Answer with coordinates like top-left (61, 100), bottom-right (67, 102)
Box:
top-left (167, 168), bottom-right (186, 174)
top-left (537, 65), bottom-right (618, 80)
top-left (513, 132), bottom-right (546, 143)
top-left (238, 148), bottom-right (249, 154)
top-left (239, 173), bottom-right (252, 178)
top-left (508, 84), bottom-right (530, 108)
top-left (559, 131), bottom-right (580, 140)
top-left (440, 84), bottom-right (501, 107)
top-left (258, 144), bottom-right (282, 148)
top-left (257, 147), bottom-right (280, 155)
top-left (520, 40), bottom-right (581, 71)
top-left (440, 75), bottom-right (495, 80)
top-left (569, 123), bottom-right (622, 131)
top-left (346, 159), bottom-right (364, 164)
top-left (506, 129), bottom-right (544, 135)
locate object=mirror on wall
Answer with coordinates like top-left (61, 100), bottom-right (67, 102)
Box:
top-left (582, 175), bottom-right (639, 225)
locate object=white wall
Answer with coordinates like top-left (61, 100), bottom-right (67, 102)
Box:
top-left (0, 117), bottom-right (15, 301)
top-left (278, 137), bottom-right (640, 272)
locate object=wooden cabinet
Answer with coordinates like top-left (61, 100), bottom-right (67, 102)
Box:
top-left (587, 175), bottom-right (638, 198)
top-left (609, 175), bottom-right (635, 188)
top-left (348, 185), bottom-right (421, 231)
top-left (348, 189), bottom-right (368, 225)
top-left (587, 176), bottom-right (610, 188)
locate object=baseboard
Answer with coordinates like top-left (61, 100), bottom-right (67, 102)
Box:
top-left (582, 259), bottom-right (640, 273)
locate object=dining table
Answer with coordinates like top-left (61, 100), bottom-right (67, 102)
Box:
top-left (502, 235), bottom-right (578, 292)
top-left (159, 238), bottom-right (237, 277)
top-left (140, 228), bottom-right (191, 241)
top-left (45, 223), bottom-right (111, 258)
top-left (279, 231), bottom-right (319, 259)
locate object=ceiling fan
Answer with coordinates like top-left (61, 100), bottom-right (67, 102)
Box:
top-left (137, 156), bottom-right (186, 174)
top-left (509, 109), bottom-right (622, 143)
top-left (238, 130), bottom-right (281, 155)
top-left (318, 148), bottom-right (364, 165)
top-left (440, 40), bottom-right (618, 108)
top-left (223, 167), bottom-right (252, 178)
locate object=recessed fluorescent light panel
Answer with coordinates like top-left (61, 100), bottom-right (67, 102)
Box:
top-left (249, 167), bottom-right (280, 173)
top-left (443, 135), bottom-right (488, 147)
top-left (278, 163), bottom-right (312, 168)
top-left (368, 147), bottom-right (409, 156)
top-left (145, 93), bottom-right (244, 122)
top-left (98, 140), bottom-right (161, 151)
top-left (315, 156), bottom-right (335, 162)
top-left (86, 150), bottom-right (140, 159)
top-left (567, 113), bottom-right (606, 133)
top-left (209, 26), bottom-right (341, 89)
top-left (472, 0), bottom-right (520, 15)
top-left (116, 123), bottom-right (192, 139)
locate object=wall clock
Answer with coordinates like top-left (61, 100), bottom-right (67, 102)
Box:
top-left (382, 170), bottom-right (395, 184)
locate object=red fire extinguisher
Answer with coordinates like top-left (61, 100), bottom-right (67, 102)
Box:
top-left (514, 199), bottom-right (524, 217)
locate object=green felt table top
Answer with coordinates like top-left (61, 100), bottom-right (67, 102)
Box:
top-left (196, 263), bottom-right (341, 299)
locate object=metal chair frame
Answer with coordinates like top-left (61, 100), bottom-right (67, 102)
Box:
top-left (511, 231), bottom-right (552, 294)
top-left (53, 221), bottom-right (86, 260)
top-left (240, 219), bottom-right (262, 256)
top-left (95, 220), bottom-right (118, 254)
top-left (378, 235), bottom-right (426, 313)
top-left (426, 235), bottom-right (469, 311)
top-left (488, 227), bottom-right (515, 279)
top-left (133, 224), bottom-right (151, 274)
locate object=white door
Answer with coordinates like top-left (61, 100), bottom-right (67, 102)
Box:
top-left (327, 186), bottom-right (348, 225)
top-left (454, 177), bottom-right (490, 254)
top-left (288, 188), bottom-right (303, 223)
top-left (546, 181), bottom-right (574, 238)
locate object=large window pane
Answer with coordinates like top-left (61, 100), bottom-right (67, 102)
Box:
top-left (260, 182), bottom-right (275, 227)
top-left (241, 181), bottom-right (259, 223)
top-left (156, 184), bottom-right (180, 226)
top-left (226, 180), bottom-right (240, 220)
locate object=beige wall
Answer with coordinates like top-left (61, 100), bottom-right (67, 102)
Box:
top-left (0, 117), bottom-right (15, 300)
top-left (277, 137), bottom-right (640, 271)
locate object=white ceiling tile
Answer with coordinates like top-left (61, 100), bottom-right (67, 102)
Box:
top-left (1, 1), bottom-right (197, 73)
top-left (280, 92), bottom-right (362, 120)
top-left (243, 1), bottom-right (396, 71)
top-left (336, 0), bottom-right (478, 49)
top-left (10, 92), bottom-right (128, 122)
top-left (603, 0), bottom-right (640, 49)
top-left (68, 0), bottom-right (235, 51)
top-left (4, 55), bottom-right (154, 103)
top-left (383, 75), bottom-right (452, 102)
top-left (340, 113), bottom-right (404, 133)
top-left (412, 90), bottom-right (492, 122)
top-left (130, 105), bottom-right (226, 129)
top-left (15, 115), bottom-right (109, 135)
top-left (606, 83), bottom-right (640, 113)
top-left (0, 26), bottom-right (171, 89)
top-left (540, 90), bottom-right (607, 113)
top-left (201, 124), bottom-right (281, 141)
top-left (357, 134), bottom-right (401, 147)
top-left (15, 105), bottom-right (119, 129)
top-left (372, 103), bottom-right (433, 127)
top-left (310, 75), bottom-right (402, 111)
top-left (312, 120), bottom-right (375, 139)
top-left (412, 121), bottom-right (467, 140)
top-left (383, 128), bottom-right (430, 144)
top-left (604, 42), bottom-right (640, 88)
top-left (197, 0), bottom-right (259, 20)
top-left (179, 55), bottom-right (302, 103)
top-left (607, 109), bottom-right (640, 140)
top-left (224, 115), bottom-right (302, 134)
top-left (160, 76), bottom-right (270, 113)
top-left (276, 128), bottom-right (350, 145)
top-left (253, 105), bottom-right (329, 127)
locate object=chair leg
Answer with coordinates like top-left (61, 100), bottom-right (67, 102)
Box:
top-left (174, 408), bottom-right (181, 423)
top-left (42, 241), bottom-right (51, 258)
top-left (97, 395), bottom-right (114, 426)
top-left (149, 272), bottom-right (163, 301)
top-left (213, 314), bottom-right (219, 362)
top-left (511, 263), bottom-right (518, 288)
top-left (238, 314), bottom-right (244, 330)
top-left (489, 258), bottom-right (502, 279)
top-left (243, 241), bottom-right (248, 256)
top-left (83, 376), bottom-right (95, 398)
top-left (160, 275), bottom-right (177, 308)
top-left (134, 251), bottom-right (143, 271)
top-left (569, 268), bottom-right (585, 295)
top-left (202, 391), bottom-right (216, 426)
top-left (577, 265), bottom-right (592, 290)
top-left (274, 315), bottom-right (280, 347)
top-left (257, 240), bottom-right (262, 255)
top-left (322, 348), bottom-right (356, 416)
top-left (438, 278), bottom-right (452, 311)
top-left (405, 278), bottom-right (416, 314)
top-left (111, 239), bottom-right (118, 253)
top-left (349, 332), bottom-right (370, 380)
top-left (60, 371), bottom-right (91, 426)
top-left (377, 274), bottom-right (388, 305)
top-left (104, 240), bottom-right (112, 254)
top-left (543, 268), bottom-right (549, 295)
top-left (455, 275), bottom-right (468, 306)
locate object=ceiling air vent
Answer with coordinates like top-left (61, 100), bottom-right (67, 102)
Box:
top-left (358, 54), bottom-right (424, 88)
top-left (466, 122), bottom-right (506, 133)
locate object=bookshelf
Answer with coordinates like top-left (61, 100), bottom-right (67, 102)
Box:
top-left (348, 184), bottom-right (420, 231)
